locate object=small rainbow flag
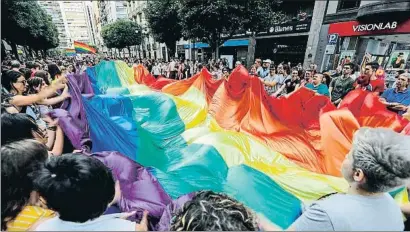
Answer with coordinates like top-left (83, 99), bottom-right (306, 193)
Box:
top-left (74, 41), bottom-right (96, 54)
top-left (65, 48), bottom-right (77, 56)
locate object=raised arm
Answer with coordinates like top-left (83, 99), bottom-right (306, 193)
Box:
top-left (273, 84), bottom-right (286, 97)
top-left (38, 86), bottom-right (70, 106)
top-left (50, 126), bottom-right (64, 156)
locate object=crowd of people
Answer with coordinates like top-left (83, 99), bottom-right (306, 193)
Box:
top-left (1, 55), bottom-right (410, 231)
top-left (252, 58), bottom-right (410, 116)
top-left (115, 55), bottom-right (410, 118)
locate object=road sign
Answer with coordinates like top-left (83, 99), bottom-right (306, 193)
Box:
top-left (328, 33), bottom-right (339, 45)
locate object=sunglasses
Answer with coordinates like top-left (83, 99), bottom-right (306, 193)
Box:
top-left (16, 80), bottom-right (27, 84)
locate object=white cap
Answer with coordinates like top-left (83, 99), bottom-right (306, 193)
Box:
top-left (263, 59), bottom-right (272, 63)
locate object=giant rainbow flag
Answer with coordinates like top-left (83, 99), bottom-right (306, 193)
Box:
top-left (74, 41), bottom-right (96, 54)
top-left (70, 60), bottom-right (408, 229)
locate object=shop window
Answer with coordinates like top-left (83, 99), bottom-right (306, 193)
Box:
top-left (337, 0), bottom-right (361, 11)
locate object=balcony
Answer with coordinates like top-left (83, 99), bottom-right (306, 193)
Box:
top-left (357, 0), bottom-right (410, 22)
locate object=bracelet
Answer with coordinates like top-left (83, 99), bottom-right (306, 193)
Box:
top-left (47, 126), bottom-right (57, 131)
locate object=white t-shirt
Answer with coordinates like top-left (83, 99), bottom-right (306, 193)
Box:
top-left (169, 61), bottom-right (176, 71)
top-left (293, 193), bottom-right (404, 231)
top-left (35, 214), bottom-right (135, 231)
top-left (152, 66), bottom-right (161, 75)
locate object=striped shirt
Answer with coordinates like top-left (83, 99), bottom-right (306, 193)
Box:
top-left (7, 206), bottom-right (54, 231)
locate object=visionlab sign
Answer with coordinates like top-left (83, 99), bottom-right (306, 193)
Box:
top-left (328, 19), bottom-right (410, 37)
top-left (353, 21), bottom-right (397, 32)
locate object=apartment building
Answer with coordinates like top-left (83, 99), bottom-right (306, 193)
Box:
top-left (61, 1), bottom-right (91, 44)
top-left (127, 1), bottom-right (168, 60)
top-left (96, 1), bottom-right (129, 55)
top-left (85, 2), bottom-right (97, 46)
top-left (37, 1), bottom-right (71, 49)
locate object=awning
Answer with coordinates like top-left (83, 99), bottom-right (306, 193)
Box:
top-left (183, 42), bottom-right (209, 49)
top-left (183, 39), bottom-right (249, 49)
top-left (223, 39), bottom-right (249, 47)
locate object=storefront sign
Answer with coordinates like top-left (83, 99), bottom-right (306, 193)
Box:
top-left (328, 19), bottom-right (410, 37)
top-left (353, 22), bottom-right (397, 32)
top-left (226, 20), bottom-right (312, 39)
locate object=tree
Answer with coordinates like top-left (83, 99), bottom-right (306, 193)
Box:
top-left (30, 10), bottom-right (59, 57)
top-left (146, 0), bottom-right (182, 59)
top-left (101, 20), bottom-right (142, 57)
top-left (177, 0), bottom-right (287, 61)
top-left (2, 0), bottom-right (36, 58)
top-left (178, 0), bottom-right (242, 59)
top-left (101, 23), bottom-right (115, 56)
top-left (236, 0), bottom-right (284, 67)
top-left (238, 0), bottom-right (284, 34)
top-left (1, 0), bottom-right (59, 59)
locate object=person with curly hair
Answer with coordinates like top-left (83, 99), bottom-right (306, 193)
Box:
top-left (258, 127), bottom-right (410, 231)
top-left (170, 190), bottom-right (258, 231)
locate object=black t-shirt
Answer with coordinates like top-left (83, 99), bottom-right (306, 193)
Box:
top-left (285, 78), bottom-right (300, 94)
top-left (392, 58), bottom-right (404, 68)
top-left (405, 217), bottom-right (410, 231)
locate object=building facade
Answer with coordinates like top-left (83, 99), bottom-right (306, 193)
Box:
top-left (177, 0), bottom-right (325, 68)
top-left (91, 1), bottom-right (104, 50)
top-left (315, 0), bottom-right (410, 72)
top-left (96, 1), bottom-right (133, 56)
top-left (37, 1), bottom-right (71, 49)
top-left (60, 1), bottom-right (92, 44)
top-left (101, 1), bottom-right (128, 24)
top-left (85, 2), bottom-right (97, 46)
top-left (126, 1), bottom-right (168, 60)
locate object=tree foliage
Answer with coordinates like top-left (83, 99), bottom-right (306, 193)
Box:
top-left (238, 0), bottom-right (285, 34)
top-left (31, 10), bottom-right (59, 51)
top-left (146, 0), bottom-right (182, 57)
top-left (1, 0), bottom-right (59, 51)
top-left (101, 20), bottom-right (142, 50)
top-left (177, 0), bottom-right (242, 54)
top-left (170, 0), bottom-right (288, 57)
top-left (138, 0), bottom-right (308, 59)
